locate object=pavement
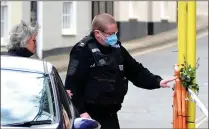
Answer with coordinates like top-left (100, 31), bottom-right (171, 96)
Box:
top-left (59, 32), bottom-right (208, 128)
top-left (41, 15), bottom-right (208, 73)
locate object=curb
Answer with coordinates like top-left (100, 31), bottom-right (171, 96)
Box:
top-left (56, 26), bottom-right (208, 73)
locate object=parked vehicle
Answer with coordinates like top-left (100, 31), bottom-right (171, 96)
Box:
top-left (1, 55), bottom-right (100, 129)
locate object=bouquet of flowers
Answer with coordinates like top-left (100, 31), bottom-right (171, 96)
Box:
top-left (179, 57), bottom-right (200, 94)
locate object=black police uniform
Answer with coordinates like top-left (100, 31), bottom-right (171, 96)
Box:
top-left (65, 32), bottom-right (163, 129)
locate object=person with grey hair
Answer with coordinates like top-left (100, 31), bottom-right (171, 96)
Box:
top-left (7, 20), bottom-right (39, 58)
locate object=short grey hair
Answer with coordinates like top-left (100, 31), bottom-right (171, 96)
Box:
top-left (7, 20), bottom-right (40, 49)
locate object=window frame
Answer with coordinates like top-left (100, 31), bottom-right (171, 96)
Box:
top-left (61, 1), bottom-right (77, 36)
top-left (1, 1), bottom-right (8, 45)
top-left (160, 1), bottom-right (170, 20)
top-left (32, 74), bottom-right (57, 122)
top-left (128, 1), bottom-right (137, 20)
top-left (52, 67), bottom-right (77, 128)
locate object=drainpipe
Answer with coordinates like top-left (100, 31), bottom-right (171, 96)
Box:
top-left (36, 1), bottom-right (43, 59)
top-left (147, 1), bottom-right (153, 35)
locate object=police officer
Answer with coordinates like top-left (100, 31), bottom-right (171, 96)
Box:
top-left (65, 13), bottom-right (176, 129)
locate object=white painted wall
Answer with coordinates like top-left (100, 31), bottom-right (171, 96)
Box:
top-left (41, 1), bottom-right (92, 51)
top-left (114, 1), bottom-right (177, 22)
top-left (146, 1), bottom-right (176, 22)
top-left (1, 1), bottom-right (31, 47)
top-left (197, 1), bottom-right (208, 16)
top-left (114, 1), bottom-right (129, 22)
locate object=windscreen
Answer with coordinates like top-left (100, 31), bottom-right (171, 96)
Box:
top-left (1, 69), bottom-right (57, 125)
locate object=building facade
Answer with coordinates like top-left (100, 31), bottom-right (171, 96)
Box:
top-left (114, 1), bottom-right (177, 41)
top-left (36, 1), bottom-right (92, 58)
top-left (1, 1), bottom-right (92, 59)
top-left (1, 1), bottom-right (208, 59)
top-left (1, 1), bottom-right (30, 46)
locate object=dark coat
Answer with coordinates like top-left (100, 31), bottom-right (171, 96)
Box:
top-left (7, 47), bottom-right (33, 58)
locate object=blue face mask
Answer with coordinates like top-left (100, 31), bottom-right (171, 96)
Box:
top-left (104, 34), bottom-right (118, 46)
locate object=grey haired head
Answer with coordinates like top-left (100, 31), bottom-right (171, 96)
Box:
top-left (7, 20), bottom-right (40, 49)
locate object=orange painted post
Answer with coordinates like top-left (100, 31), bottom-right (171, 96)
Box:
top-left (182, 86), bottom-right (187, 129)
top-left (173, 91), bottom-right (178, 129)
top-left (173, 64), bottom-right (188, 129)
top-left (176, 78), bottom-right (183, 128)
top-left (173, 64), bottom-right (183, 129)
top-left (172, 88), bottom-right (175, 128)
top-left (173, 65), bottom-right (177, 129)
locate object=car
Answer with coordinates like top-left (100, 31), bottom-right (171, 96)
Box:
top-left (1, 55), bottom-right (100, 129)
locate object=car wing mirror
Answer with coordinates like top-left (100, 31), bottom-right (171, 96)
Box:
top-left (73, 117), bottom-right (101, 129)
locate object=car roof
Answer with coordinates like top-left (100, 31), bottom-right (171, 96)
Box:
top-left (1, 55), bottom-right (54, 74)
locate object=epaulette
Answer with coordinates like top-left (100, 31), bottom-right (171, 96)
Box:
top-left (77, 36), bottom-right (93, 48)
top-left (77, 42), bottom-right (86, 47)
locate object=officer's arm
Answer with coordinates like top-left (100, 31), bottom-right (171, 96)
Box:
top-left (64, 44), bottom-right (90, 114)
top-left (120, 45), bottom-right (162, 89)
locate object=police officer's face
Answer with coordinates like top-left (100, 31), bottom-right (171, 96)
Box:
top-left (94, 23), bottom-right (118, 45)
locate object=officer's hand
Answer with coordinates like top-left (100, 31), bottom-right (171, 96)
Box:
top-left (80, 112), bottom-right (91, 119)
top-left (160, 77), bottom-right (177, 88)
top-left (66, 90), bottom-right (73, 97)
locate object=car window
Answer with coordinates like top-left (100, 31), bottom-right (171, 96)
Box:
top-left (52, 68), bottom-right (74, 129)
top-left (53, 69), bottom-right (80, 118)
top-left (1, 68), bottom-right (57, 125)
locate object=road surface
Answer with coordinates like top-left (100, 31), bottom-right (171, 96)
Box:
top-left (59, 33), bottom-right (208, 128)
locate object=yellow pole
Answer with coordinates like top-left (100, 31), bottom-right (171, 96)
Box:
top-left (178, 1), bottom-right (188, 65)
top-left (177, 1), bottom-right (188, 129)
top-left (187, 1), bottom-right (196, 128)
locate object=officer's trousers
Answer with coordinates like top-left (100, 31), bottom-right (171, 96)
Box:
top-left (85, 103), bottom-right (121, 129)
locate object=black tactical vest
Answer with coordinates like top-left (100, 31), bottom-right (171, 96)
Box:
top-left (84, 40), bottom-right (128, 105)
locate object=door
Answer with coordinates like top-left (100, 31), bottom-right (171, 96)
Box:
top-left (92, 1), bottom-right (114, 20)
top-left (176, 1), bottom-right (178, 24)
top-left (1, 1), bottom-right (9, 46)
top-left (52, 67), bottom-right (75, 129)
top-left (30, 1), bottom-right (37, 23)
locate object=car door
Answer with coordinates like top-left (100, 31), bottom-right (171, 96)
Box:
top-left (53, 68), bottom-right (75, 129)
top-left (52, 67), bottom-right (79, 128)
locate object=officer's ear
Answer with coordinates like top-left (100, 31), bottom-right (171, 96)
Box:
top-left (94, 30), bottom-right (100, 38)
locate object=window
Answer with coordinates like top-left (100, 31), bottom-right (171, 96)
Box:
top-left (1, 69), bottom-right (57, 125)
top-left (128, 1), bottom-right (137, 19)
top-left (31, 1), bottom-right (38, 23)
top-left (62, 1), bottom-right (77, 35)
top-left (52, 67), bottom-right (75, 129)
top-left (92, 1), bottom-right (114, 20)
top-left (1, 2), bottom-right (8, 44)
top-left (161, 1), bottom-right (169, 20)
